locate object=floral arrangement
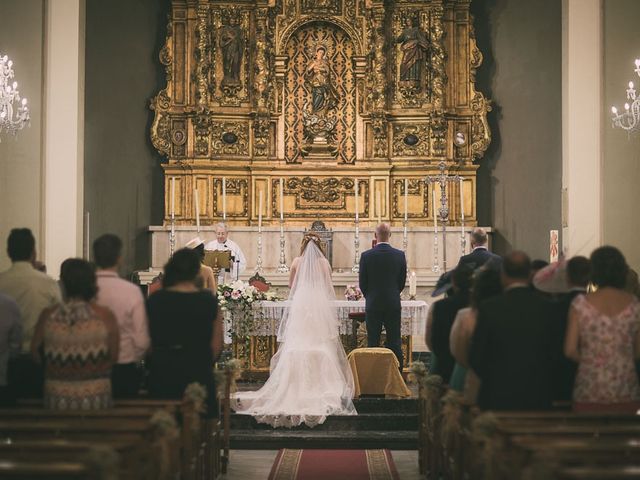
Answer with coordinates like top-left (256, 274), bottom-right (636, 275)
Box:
top-left (344, 284), bottom-right (363, 301)
top-left (217, 280), bottom-right (279, 311)
top-left (217, 281), bottom-right (280, 363)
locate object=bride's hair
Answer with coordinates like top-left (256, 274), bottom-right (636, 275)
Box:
top-left (300, 232), bottom-right (324, 256)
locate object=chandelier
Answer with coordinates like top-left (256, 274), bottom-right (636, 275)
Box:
top-left (0, 54), bottom-right (30, 140)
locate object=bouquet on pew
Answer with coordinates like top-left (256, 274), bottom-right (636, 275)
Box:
top-left (344, 284), bottom-right (363, 301)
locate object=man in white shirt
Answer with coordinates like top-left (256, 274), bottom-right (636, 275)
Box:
top-left (204, 223), bottom-right (247, 281)
top-left (0, 228), bottom-right (61, 398)
top-left (93, 234), bottom-right (150, 398)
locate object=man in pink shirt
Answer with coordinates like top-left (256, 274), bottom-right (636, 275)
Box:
top-left (93, 234), bottom-right (150, 397)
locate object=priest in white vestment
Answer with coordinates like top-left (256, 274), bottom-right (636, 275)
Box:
top-left (204, 222), bottom-right (247, 281)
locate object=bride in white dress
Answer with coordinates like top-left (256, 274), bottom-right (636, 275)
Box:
top-left (232, 233), bottom-right (357, 427)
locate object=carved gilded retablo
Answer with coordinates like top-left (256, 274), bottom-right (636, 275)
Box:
top-left (151, 0), bottom-right (491, 227)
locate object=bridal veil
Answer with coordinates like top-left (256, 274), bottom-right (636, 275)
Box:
top-left (232, 240), bottom-right (357, 428)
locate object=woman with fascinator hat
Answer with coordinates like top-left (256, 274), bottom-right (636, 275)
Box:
top-left (232, 233), bottom-right (357, 427)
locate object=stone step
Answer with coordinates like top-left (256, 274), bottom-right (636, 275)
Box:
top-left (231, 412), bottom-right (418, 431)
top-left (352, 397), bottom-right (418, 414)
top-left (230, 429), bottom-right (418, 450)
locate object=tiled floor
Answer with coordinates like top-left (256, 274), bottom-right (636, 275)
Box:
top-left (221, 449), bottom-right (421, 479)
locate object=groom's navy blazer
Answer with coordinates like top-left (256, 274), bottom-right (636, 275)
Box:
top-left (359, 243), bottom-right (407, 312)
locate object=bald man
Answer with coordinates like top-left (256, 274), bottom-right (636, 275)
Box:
top-left (358, 223), bottom-right (407, 370)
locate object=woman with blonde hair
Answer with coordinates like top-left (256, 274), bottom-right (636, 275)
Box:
top-left (233, 233), bottom-right (357, 427)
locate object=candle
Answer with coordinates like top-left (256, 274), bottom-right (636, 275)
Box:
top-left (376, 189), bottom-right (382, 223)
top-left (222, 177), bottom-right (226, 220)
top-left (432, 188), bottom-right (438, 231)
top-left (409, 271), bottom-right (417, 297)
top-left (258, 190), bottom-right (263, 233)
top-left (279, 178), bottom-right (284, 221)
top-left (404, 179), bottom-right (408, 221)
top-left (459, 178), bottom-right (465, 241)
top-left (354, 179), bottom-right (359, 222)
top-left (170, 177), bottom-right (176, 220)
top-left (194, 188), bottom-right (200, 232)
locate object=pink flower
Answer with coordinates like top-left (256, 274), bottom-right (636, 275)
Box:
top-left (224, 291), bottom-right (231, 297)
top-left (231, 290), bottom-right (241, 300)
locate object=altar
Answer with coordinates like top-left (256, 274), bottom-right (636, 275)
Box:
top-left (227, 300), bottom-right (428, 377)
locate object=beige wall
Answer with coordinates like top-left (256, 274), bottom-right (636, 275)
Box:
top-left (0, 0), bottom-right (45, 271)
top-left (603, 0), bottom-right (640, 272)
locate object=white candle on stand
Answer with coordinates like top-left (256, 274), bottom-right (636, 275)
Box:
top-left (409, 271), bottom-right (417, 297)
top-left (432, 188), bottom-right (438, 232)
top-left (222, 177), bottom-right (227, 220)
top-left (279, 178), bottom-right (284, 221)
top-left (354, 179), bottom-right (359, 222)
top-left (194, 188), bottom-right (200, 232)
top-left (258, 190), bottom-right (263, 233)
top-left (459, 178), bottom-right (465, 240)
top-left (376, 189), bottom-right (382, 223)
top-left (404, 179), bottom-right (408, 221)
top-left (170, 177), bottom-right (176, 220)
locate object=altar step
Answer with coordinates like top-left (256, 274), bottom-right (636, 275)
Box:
top-left (229, 397), bottom-right (418, 450)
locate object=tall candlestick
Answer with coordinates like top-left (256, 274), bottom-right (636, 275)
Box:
top-left (194, 188), bottom-right (200, 232)
top-left (404, 178), bottom-right (408, 221)
top-left (222, 177), bottom-right (226, 220)
top-left (170, 177), bottom-right (176, 220)
top-left (279, 178), bottom-right (284, 221)
top-left (354, 179), bottom-right (359, 222)
top-left (258, 190), bottom-right (263, 233)
top-left (376, 189), bottom-right (382, 223)
top-left (432, 188), bottom-right (438, 231)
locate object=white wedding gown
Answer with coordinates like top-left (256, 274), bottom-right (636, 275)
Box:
top-left (232, 242), bottom-right (357, 428)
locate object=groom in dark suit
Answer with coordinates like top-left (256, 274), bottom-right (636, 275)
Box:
top-left (359, 223), bottom-right (407, 370)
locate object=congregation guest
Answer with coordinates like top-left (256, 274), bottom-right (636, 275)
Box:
top-left (204, 223), bottom-right (247, 281)
top-left (449, 267), bottom-right (502, 404)
top-left (426, 264), bottom-right (473, 383)
top-left (93, 234), bottom-right (150, 398)
top-left (185, 236), bottom-right (217, 292)
top-left (551, 256), bottom-right (590, 402)
top-left (564, 246), bottom-right (640, 413)
top-left (457, 227), bottom-right (501, 271)
top-left (147, 249), bottom-right (223, 417)
top-left (470, 251), bottom-right (556, 410)
top-left (32, 259), bottom-right (119, 410)
top-left (0, 293), bottom-right (22, 406)
top-left (0, 228), bottom-right (61, 398)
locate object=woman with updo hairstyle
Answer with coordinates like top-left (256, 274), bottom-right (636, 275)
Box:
top-left (565, 246), bottom-right (640, 413)
top-left (146, 248), bottom-right (223, 417)
top-left (32, 259), bottom-right (119, 410)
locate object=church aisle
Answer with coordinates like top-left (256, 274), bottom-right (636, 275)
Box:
top-left (221, 450), bottom-right (419, 479)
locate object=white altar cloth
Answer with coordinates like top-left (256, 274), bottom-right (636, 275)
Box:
top-left (228, 300), bottom-right (428, 338)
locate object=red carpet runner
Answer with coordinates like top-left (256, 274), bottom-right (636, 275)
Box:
top-left (268, 449), bottom-right (400, 480)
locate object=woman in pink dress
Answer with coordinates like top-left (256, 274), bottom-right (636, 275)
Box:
top-left (565, 246), bottom-right (640, 413)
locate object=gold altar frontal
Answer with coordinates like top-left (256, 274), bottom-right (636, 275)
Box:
top-left (231, 332), bottom-right (412, 380)
top-left (150, 0), bottom-right (492, 230)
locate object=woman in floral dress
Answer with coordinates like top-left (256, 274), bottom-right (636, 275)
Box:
top-left (565, 246), bottom-right (640, 413)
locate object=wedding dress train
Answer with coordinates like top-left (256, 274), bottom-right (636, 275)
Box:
top-left (232, 241), bottom-right (357, 428)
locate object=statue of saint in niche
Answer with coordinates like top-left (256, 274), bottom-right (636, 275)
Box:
top-left (396, 17), bottom-right (430, 85)
top-left (219, 20), bottom-right (244, 89)
top-left (305, 45), bottom-right (338, 113)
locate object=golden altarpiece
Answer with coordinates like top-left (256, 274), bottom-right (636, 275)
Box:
top-left (151, 0), bottom-right (490, 228)
top-left (149, 0), bottom-right (491, 374)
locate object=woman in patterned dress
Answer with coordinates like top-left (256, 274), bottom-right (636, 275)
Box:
top-left (564, 246), bottom-right (640, 413)
top-left (32, 259), bottom-right (119, 410)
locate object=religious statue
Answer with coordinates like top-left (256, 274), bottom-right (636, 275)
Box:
top-left (305, 46), bottom-right (338, 114)
top-left (219, 20), bottom-right (244, 89)
top-left (301, 44), bottom-right (339, 158)
top-left (396, 17), bottom-right (430, 86)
